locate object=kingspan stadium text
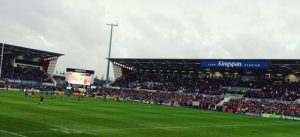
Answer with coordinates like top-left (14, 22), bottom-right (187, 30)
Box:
top-left (218, 61), bottom-right (242, 68)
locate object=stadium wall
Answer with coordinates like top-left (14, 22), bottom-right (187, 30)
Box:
top-left (113, 64), bottom-right (122, 79)
top-left (47, 59), bottom-right (58, 75)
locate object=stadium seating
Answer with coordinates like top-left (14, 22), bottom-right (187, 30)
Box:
top-left (101, 88), bottom-right (223, 110)
top-left (1, 60), bottom-right (57, 91)
top-left (101, 88), bottom-right (300, 117)
top-left (244, 82), bottom-right (300, 101)
top-left (2, 60), bottom-right (53, 83)
top-left (109, 71), bottom-right (300, 117)
top-left (112, 72), bottom-right (300, 101)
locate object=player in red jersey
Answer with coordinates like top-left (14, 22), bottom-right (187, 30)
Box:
top-left (128, 96), bottom-right (133, 103)
top-left (103, 93), bottom-right (107, 102)
top-left (39, 92), bottom-right (44, 105)
top-left (114, 95), bottom-right (120, 102)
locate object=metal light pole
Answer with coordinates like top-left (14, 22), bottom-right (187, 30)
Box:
top-left (0, 43), bottom-right (4, 78)
top-left (105, 23), bottom-right (118, 87)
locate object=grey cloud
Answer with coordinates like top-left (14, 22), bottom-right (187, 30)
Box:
top-left (1, 0), bottom-right (300, 78)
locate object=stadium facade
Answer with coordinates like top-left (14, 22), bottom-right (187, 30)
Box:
top-left (109, 58), bottom-right (300, 82)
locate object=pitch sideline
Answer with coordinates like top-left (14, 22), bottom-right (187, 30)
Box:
top-left (15, 122), bottom-right (300, 134)
top-left (0, 129), bottom-right (27, 137)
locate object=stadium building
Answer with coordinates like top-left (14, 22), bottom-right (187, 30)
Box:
top-left (109, 58), bottom-right (300, 82)
top-left (109, 58), bottom-right (300, 101)
top-left (0, 43), bottom-right (63, 87)
top-left (107, 58), bottom-right (300, 120)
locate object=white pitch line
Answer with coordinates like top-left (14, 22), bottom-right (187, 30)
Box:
top-left (17, 131), bottom-right (59, 134)
top-left (15, 122), bottom-right (300, 134)
top-left (85, 122), bottom-right (300, 132)
top-left (0, 129), bottom-right (27, 137)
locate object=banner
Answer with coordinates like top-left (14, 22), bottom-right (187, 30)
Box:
top-left (244, 113), bottom-right (260, 117)
top-left (269, 114), bottom-right (282, 119)
top-left (293, 117), bottom-right (300, 121)
top-left (283, 116), bottom-right (295, 120)
top-left (26, 88), bottom-right (40, 92)
top-left (260, 113), bottom-right (300, 121)
top-left (22, 80), bottom-right (38, 85)
top-left (8, 88), bottom-right (21, 91)
top-left (7, 79), bottom-right (22, 83)
top-left (201, 60), bottom-right (269, 68)
top-left (192, 101), bottom-right (200, 106)
top-left (42, 82), bottom-right (55, 86)
top-left (261, 113), bottom-right (271, 118)
top-left (223, 86), bottom-right (254, 91)
top-left (295, 99), bottom-right (300, 105)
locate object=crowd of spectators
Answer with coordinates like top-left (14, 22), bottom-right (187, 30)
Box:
top-left (113, 72), bottom-right (266, 90)
top-left (223, 99), bottom-right (300, 116)
top-left (101, 88), bottom-right (223, 111)
top-left (244, 82), bottom-right (300, 101)
top-left (5, 82), bottom-right (57, 92)
top-left (99, 88), bottom-right (300, 117)
top-left (2, 61), bottom-right (52, 82)
top-left (112, 72), bottom-right (300, 101)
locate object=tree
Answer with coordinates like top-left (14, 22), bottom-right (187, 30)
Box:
top-left (62, 70), bottom-right (66, 75)
top-left (94, 77), bottom-right (105, 87)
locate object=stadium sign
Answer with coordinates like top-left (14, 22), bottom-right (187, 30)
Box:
top-left (7, 79), bottom-right (22, 83)
top-left (42, 82), bottom-right (55, 86)
top-left (201, 60), bottom-right (269, 68)
top-left (260, 113), bottom-right (300, 121)
top-left (22, 80), bottom-right (38, 85)
top-left (66, 68), bottom-right (95, 74)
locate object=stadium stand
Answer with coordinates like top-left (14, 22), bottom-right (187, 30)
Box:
top-left (107, 58), bottom-right (300, 117)
top-left (223, 99), bottom-right (300, 116)
top-left (2, 60), bottom-right (52, 82)
top-left (0, 43), bottom-right (63, 91)
top-left (100, 88), bottom-right (300, 117)
top-left (113, 74), bottom-right (300, 101)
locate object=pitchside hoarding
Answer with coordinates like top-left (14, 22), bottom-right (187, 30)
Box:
top-left (201, 60), bottom-right (269, 68)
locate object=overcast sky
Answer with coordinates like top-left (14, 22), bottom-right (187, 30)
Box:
top-left (1, 0), bottom-right (300, 78)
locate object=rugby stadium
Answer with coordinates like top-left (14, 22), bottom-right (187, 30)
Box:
top-left (0, 42), bottom-right (299, 137)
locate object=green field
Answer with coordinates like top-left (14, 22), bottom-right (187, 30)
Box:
top-left (0, 91), bottom-right (299, 137)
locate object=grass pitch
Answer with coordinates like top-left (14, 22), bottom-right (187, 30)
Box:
top-left (0, 91), bottom-right (299, 137)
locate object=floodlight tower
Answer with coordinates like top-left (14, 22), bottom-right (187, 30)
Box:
top-left (0, 43), bottom-right (4, 78)
top-left (105, 23), bottom-right (118, 87)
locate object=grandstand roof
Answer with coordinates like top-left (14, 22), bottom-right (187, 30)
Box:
top-left (1, 43), bottom-right (63, 61)
top-left (108, 58), bottom-right (300, 73)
